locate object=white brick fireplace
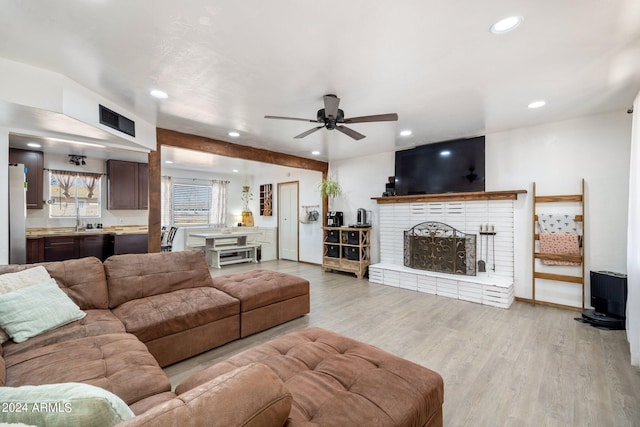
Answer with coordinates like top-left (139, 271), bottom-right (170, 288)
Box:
top-left (369, 191), bottom-right (525, 308)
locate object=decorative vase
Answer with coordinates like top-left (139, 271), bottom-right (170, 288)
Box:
top-left (242, 211), bottom-right (254, 227)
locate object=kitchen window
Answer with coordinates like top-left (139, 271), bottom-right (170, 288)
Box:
top-left (48, 170), bottom-right (102, 218)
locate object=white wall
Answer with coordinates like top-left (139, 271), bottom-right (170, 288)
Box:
top-left (0, 58), bottom-right (156, 152)
top-left (487, 111), bottom-right (631, 302)
top-left (330, 111), bottom-right (632, 303)
top-left (330, 151), bottom-right (395, 263)
top-left (163, 163), bottom-right (323, 264)
top-left (251, 165), bottom-right (324, 265)
top-left (0, 130), bottom-right (10, 264)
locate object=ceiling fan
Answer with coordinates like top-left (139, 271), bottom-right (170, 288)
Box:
top-left (264, 94), bottom-right (398, 140)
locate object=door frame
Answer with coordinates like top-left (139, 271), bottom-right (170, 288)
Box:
top-left (277, 181), bottom-right (299, 261)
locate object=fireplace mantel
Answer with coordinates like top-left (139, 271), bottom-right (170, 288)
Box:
top-left (372, 189), bottom-right (526, 204)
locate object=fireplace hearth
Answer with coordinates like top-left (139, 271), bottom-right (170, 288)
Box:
top-left (404, 221), bottom-right (476, 276)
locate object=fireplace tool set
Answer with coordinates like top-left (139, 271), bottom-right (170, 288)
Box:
top-left (478, 225), bottom-right (496, 273)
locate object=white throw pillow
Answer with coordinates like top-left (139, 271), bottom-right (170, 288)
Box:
top-left (0, 266), bottom-right (53, 344)
top-left (0, 382), bottom-right (134, 427)
top-left (0, 278), bottom-right (86, 343)
top-left (0, 266), bottom-right (52, 294)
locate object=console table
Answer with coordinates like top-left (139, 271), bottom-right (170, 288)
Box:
top-left (190, 232), bottom-right (260, 268)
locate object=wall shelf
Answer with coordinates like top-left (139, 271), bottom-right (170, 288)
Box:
top-left (372, 189), bottom-right (526, 204)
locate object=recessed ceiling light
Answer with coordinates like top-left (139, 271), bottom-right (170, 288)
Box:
top-left (164, 160), bottom-right (173, 164)
top-left (150, 89), bottom-right (168, 99)
top-left (311, 150), bottom-right (320, 155)
top-left (232, 169), bottom-right (239, 173)
top-left (400, 130), bottom-right (412, 137)
top-left (528, 100), bottom-right (546, 109)
top-left (228, 131), bottom-right (240, 137)
top-left (440, 150), bottom-right (451, 157)
top-left (490, 16), bottom-right (523, 34)
top-left (27, 142), bottom-right (41, 148)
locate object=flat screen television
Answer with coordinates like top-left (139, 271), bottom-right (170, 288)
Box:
top-left (394, 136), bottom-right (485, 195)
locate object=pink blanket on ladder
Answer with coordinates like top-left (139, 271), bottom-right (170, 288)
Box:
top-left (539, 233), bottom-right (581, 266)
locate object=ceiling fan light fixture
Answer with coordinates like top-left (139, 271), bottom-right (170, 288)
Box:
top-left (491, 15), bottom-right (523, 34)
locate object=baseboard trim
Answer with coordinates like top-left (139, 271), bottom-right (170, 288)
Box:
top-left (515, 296), bottom-right (582, 312)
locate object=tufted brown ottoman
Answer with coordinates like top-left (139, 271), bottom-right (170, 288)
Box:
top-left (211, 270), bottom-right (310, 337)
top-left (177, 327), bottom-right (444, 426)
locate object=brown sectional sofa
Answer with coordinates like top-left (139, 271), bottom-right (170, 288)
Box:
top-left (0, 251), bottom-right (444, 426)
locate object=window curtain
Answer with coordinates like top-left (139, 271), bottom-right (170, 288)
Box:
top-left (209, 180), bottom-right (228, 227)
top-left (80, 172), bottom-right (101, 199)
top-left (52, 170), bottom-right (76, 199)
top-left (161, 176), bottom-right (172, 226)
top-left (627, 92), bottom-right (640, 367)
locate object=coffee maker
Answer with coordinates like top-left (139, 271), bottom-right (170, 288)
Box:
top-left (326, 211), bottom-right (344, 227)
top-left (356, 208), bottom-right (370, 226)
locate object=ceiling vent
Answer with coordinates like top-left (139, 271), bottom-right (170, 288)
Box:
top-left (99, 105), bottom-right (135, 137)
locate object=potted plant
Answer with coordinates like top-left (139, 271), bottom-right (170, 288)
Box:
top-left (241, 185), bottom-right (254, 226)
top-left (318, 177), bottom-right (342, 200)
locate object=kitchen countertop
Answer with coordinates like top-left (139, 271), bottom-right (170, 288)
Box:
top-left (27, 226), bottom-right (148, 238)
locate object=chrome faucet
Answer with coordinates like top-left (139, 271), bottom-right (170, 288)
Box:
top-left (75, 204), bottom-right (81, 232)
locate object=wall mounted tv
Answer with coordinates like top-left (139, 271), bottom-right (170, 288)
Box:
top-left (394, 136), bottom-right (485, 195)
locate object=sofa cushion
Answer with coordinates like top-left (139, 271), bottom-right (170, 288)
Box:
top-left (0, 266), bottom-right (53, 344)
top-left (0, 257), bottom-right (110, 310)
top-left (118, 363), bottom-right (292, 427)
top-left (4, 333), bottom-right (171, 405)
top-left (128, 392), bottom-right (177, 416)
top-left (104, 251), bottom-right (215, 308)
top-left (111, 287), bottom-right (239, 343)
top-left (212, 269), bottom-right (310, 312)
top-left (177, 327), bottom-right (444, 427)
top-left (0, 382), bottom-right (134, 427)
top-left (0, 278), bottom-right (86, 343)
top-left (2, 310), bottom-right (125, 358)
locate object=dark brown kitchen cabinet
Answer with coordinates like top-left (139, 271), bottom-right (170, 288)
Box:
top-left (26, 238), bottom-right (44, 264)
top-left (107, 160), bottom-right (148, 210)
top-left (44, 236), bottom-right (77, 262)
top-left (113, 233), bottom-right (148, 255)
top-left (9, 148), bottom-right (44, 209)
top-left (80, 234), bottom-right (112, 260)
top-left (44, 234), bottom-right (112, 262)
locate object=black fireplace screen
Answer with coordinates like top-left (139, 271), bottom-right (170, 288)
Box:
top-left (404, 222), bottom-right (476, 276)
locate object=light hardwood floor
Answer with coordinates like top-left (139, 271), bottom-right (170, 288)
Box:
top-left (164, 260), bottom-right (640, 427)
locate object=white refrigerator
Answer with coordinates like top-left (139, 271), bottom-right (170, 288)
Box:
top-left (9, 163), bottom-right (27, 264)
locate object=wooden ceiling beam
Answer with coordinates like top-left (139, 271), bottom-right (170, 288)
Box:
top-left (156, 128), bottom-right (328, 174)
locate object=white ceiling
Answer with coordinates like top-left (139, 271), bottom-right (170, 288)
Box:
top-left (2, 1), bottom-right (640, 167)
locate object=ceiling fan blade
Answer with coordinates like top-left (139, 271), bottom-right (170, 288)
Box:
top-left (323, 94), bottom-right (340, 119)
top-left (265, 115), bottom-right (319, 123)
top-left (343, 113), bottom-right (398, 124)
top-left (294, 126), bottom-right (324, 139)
top-left (336, 125), bottom-right (366, 140)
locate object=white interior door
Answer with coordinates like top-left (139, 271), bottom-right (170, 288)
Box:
top-left (278, 181), bottom-right (298, 261)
